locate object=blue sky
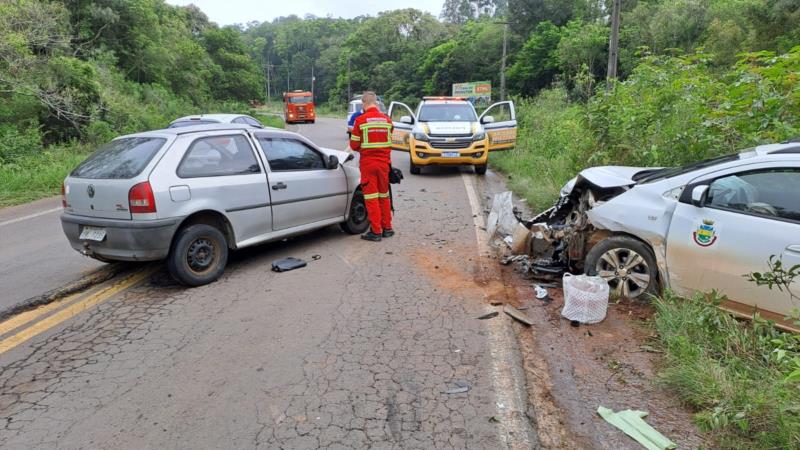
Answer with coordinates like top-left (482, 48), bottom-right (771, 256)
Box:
top-left (166, 0), bottom-right (446, 26)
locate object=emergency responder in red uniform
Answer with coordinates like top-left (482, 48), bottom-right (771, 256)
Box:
top-left (349, 91), bottom-right (394, 241)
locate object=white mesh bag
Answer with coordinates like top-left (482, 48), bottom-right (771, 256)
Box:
top-left (561, 273), bottom-right (609, 324)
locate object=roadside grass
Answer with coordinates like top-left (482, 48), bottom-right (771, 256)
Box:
top-left (490, 88), bottom-right (594, 211)
top-left (654, 292), bottom-right (800, 449)
top-left (253, 112), bottom-right (285, 129)
top-left (315, 102), bottom-right (348, 119)
top-left (0, 143), bottom-right (92, 207)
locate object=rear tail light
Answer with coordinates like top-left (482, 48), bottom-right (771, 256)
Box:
top-left (129, 181), bottom-right (156, 213)
top-left (61, 182), bottom-right (67, 207)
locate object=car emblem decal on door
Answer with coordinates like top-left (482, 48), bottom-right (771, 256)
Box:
top-left (693, 219), bottom-right (717, 247)
top-left (87, 184), bottom-right (95, 198)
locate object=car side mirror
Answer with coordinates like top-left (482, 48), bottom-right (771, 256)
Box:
top-left (691, 185), bottom-right (709, 207)
top-left (400, 115), bottom-right (413, 124)
top-left (481, 115), bottom-right (495, 124)
top-left (326, 154), bottom-right (340, 170)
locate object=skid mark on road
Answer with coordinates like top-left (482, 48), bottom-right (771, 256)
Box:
top-left (461, 171), bottom-right (538, 448)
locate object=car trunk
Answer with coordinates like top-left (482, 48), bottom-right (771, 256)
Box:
top-left (65, 178), bottom-right (133, 220)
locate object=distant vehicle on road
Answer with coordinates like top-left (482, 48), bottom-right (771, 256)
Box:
top-left (527, 141), bottom-right (800, 329)
top-left (347, 95), bottom-right (386, 135)
top-left (169, 113), bottom-right (264, 128)
top-left (284, 90), bottom-right (316, 124)
top-left (61, 124), bottom-right (369, 286)
top-left (389, 97), bottom-right (517, 175)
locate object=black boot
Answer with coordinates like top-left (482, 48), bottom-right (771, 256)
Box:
top-left (382, 229), bottom-right (395, 238)
top-left (361, 231), bottom-right (382, 242)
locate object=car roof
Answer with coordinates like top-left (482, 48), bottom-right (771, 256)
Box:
top-left (752, 142), bottom-right (800, 156)
top-left (170, 114), bottom-right (247, 124)
top-left (420, 99), bottom-right (471, 105)
top-left (118, 123), bottom-right (283, 139)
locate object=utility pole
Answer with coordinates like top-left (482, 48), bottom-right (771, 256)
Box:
top-left (286, 58), bottom-right (290, 92)
top-left (606, 0), bottom-right (621, 89)
top-left (311, 65), bottom-right (315, 97)
top-left (263, 58), bottom-right (272, 105)
top-left (500, 22), bottom-right (508, 101)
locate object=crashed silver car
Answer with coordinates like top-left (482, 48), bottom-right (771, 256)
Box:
top-left (525, 141), bottom-right (800, 324)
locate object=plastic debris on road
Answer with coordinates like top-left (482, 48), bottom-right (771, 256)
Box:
top-left (486, 191), bottom-right (517, 238)
top-left (442, 380), bottom-right (470, 394)
top-left (534, 284), bottom-right (549, 299)
top-left (476, 311), bottom-right (499, 320)
top-left (597, 406), bottom-right (676, 450)
top-left (504, 306), bottom-right (533, 326)
top-left (561, 273), bottom-right (609, 324)
top-left (271, 257), bottom-right (308, 272)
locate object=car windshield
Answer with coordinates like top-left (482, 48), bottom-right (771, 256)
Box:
top-left (636, 153), bottom-right (742, 183)
top-left (288, 96), bottom-right (312, 104)
top-left (168, 120), bottom-right (218, 128)
top-left (71, 137), bottom-right (166, 179)
top-left (418, 104), bottom-right (477, 122)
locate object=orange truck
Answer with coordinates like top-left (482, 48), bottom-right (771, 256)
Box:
top-left (283, 90), bottom-right (316, 124)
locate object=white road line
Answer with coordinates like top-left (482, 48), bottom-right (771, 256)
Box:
top-left (462, 172), bottom-right (537, 448)
top-left (0, 207), bottom-right (62, 227)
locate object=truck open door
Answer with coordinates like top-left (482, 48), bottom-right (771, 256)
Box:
top-left (479, 101), bottom-right (517, 151)
top-left (388, 101), bottom-right (415, 152)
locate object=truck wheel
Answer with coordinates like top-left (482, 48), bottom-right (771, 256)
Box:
top-left (410, 161), bottom-right (421, 175)
top-left (340, 191), bottom-right (370, 234)
top-left (168, 224), bottom-right (228, 287)
top-left (474, 164), bottom-right (487, 175)
top-left (585, 236), bottom-right (659, 299)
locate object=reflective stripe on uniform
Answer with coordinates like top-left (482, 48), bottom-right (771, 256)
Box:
top-left (350, 134), bottom-right (361, 141)
top-left (363, 193), bottom-right (380, 200)
top-left (359, 122), bottom-right (392, 147)
top-left (378, 192), bottom-right (390, 198)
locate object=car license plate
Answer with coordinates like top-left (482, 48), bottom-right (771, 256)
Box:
top-left (442, 152), bottom-right (460, 158)
top-left (79, 226), bottom-right (106, 242)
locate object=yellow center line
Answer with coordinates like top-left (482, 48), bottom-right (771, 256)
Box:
top-left (0, 291), bottom-right (85, 338)
top-left (0, 267), bottom-right (157, 355)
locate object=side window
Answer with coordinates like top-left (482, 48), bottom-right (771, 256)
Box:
top-left (707, 168), bottom-right (800, 222)
top-left (177, 135), bottom-right (260, 178)
top-left (232, 117), bottom-right (247, 124)
top-left (258, 138), bottom-right (325, 171)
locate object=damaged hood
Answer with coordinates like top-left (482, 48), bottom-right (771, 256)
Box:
top-left (319, 147), bottom-right (355, 164)
top-left (561, 166), bottom-right (653, 195)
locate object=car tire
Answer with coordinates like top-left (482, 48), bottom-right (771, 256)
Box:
top-left (585, 236), bottom-right (659, 299)
top-left (340, 191), bottom-right (370, 235)
top-left (167, 224), bottom-right (229, 287)
top-left (409, 161), bottom-right (421, 175)
top-left (475, 164), bottom-right (487, 175)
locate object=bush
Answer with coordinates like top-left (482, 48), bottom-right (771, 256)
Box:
top-left (0, 124), bottom-right (42, 163)
top-left (654, 292), bottom-right (800, 449)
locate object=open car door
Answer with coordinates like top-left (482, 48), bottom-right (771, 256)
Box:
top-left (388, 101), bottom-right (415, 152)
top-left (479, 101), bottom-right (517, 151)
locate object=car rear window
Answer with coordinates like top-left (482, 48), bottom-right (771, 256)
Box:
top-left (70, 137), bottom-right (166, 179)
top-left (169, 120), bottom-right (218, 128)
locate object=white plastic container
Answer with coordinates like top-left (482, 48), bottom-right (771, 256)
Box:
top-left (561, 273), bottom-right (609, 324)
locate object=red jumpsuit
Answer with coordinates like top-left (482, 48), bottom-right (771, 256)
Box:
top-left (349, 105), bottom-right (393, 234)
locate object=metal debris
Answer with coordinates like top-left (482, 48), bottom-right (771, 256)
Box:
top-left (504, 306), bottom-right (533, 326)
top-left (271, 257), bottom-right (307, 272)
top-left (476, 311), bottom-right (500, 320)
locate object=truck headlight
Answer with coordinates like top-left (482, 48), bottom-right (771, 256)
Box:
top-left (473, 132), bottom-right (486, 141)
top-left (412, 131), bottom-right (429, 142)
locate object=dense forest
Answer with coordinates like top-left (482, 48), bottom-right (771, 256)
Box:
top-left (1, 0), bottom-right (799, 206)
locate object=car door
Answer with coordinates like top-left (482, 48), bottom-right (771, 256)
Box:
top-left (478, 101), bottom-right (517, 151)
top-left (254, 134), bottom-right (348, 230)
top-left (172, 133), bottom-right (271, 243)
top-left (388, 101), bottom-right (415, 152)
top-left (666, 162), bottom-right (800, 318)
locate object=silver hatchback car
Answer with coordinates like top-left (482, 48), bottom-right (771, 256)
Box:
top-left (61, 124), bottom-right (369, 286)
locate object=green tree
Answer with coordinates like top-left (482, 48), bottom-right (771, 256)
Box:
top-left (507, 21), bottom-right (563, 95)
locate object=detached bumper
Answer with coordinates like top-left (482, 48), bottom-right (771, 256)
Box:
top-left (60, 213), bottom-right (180, 261)
top-left (410, 141), bottom-right (489, 166)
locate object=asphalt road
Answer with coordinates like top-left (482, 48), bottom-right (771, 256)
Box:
top-left (0, 117), bottom-right (537, 449)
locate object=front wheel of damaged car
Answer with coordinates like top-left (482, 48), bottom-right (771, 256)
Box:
top-left (168, 224), bottom-right (229, 287)
top-left (585, 236), bottom-right (659, 299)
top-left (340, 191), bottom-right (370, 235)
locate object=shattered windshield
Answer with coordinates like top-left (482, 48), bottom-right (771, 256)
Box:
top-left (636, 153), bottom-right (742, 183)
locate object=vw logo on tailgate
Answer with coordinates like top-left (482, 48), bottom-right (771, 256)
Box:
top-left (87, 184), bottom-right (95, 198)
